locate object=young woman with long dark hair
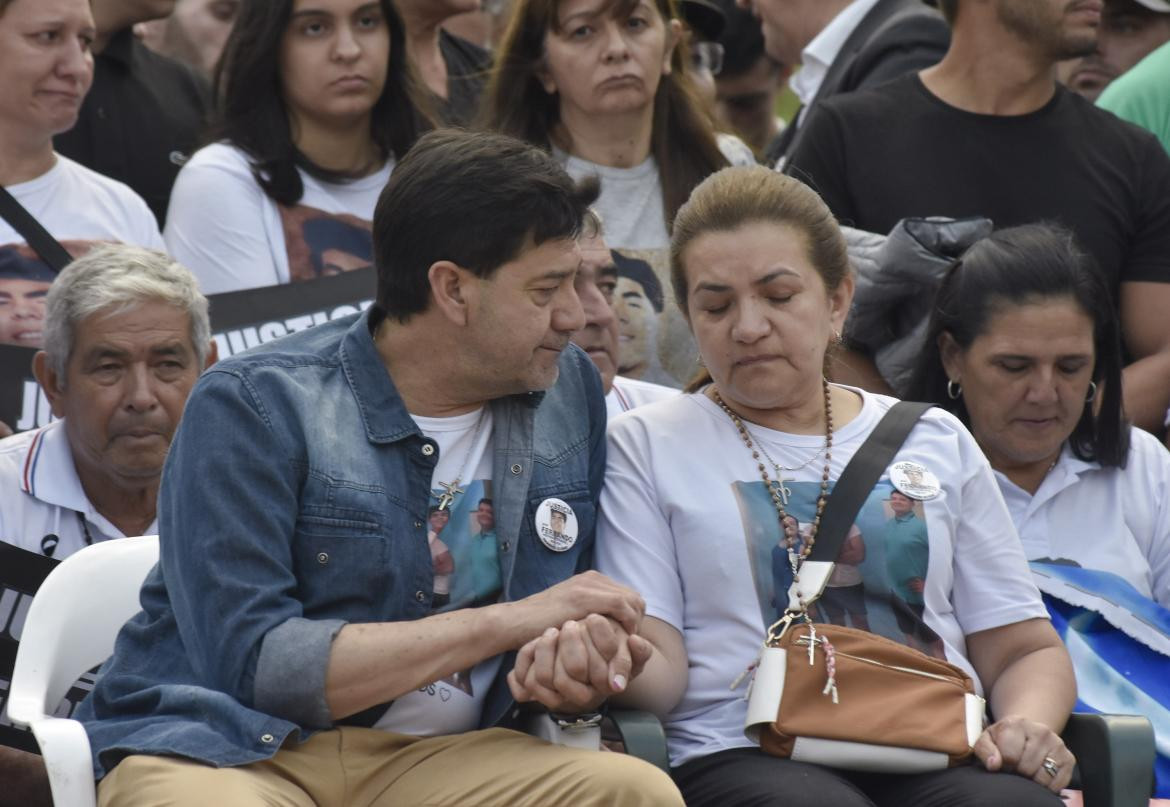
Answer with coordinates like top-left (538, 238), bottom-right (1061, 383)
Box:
top-left (164, 0), bottom-right (431, 294)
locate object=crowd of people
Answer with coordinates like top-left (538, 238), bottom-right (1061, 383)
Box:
top-left (1, 0), bottom-right (1169, 805)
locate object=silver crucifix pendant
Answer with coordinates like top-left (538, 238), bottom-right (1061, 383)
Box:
top-left (436, 480), bottom-right (464, 511)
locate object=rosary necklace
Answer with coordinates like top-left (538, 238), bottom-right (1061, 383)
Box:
top-left (714, 380), bottom-right (834, 597)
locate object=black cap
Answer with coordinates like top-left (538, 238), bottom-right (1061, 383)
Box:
top-left (680, 0), bottom-right (726, 41)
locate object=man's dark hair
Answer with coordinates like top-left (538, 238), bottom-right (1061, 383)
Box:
top-left (478, 498), bottom-right (492, 507)
top-left (715, 0), bottom-right (774, 78)
top-left (302, 217), bottom-right (373, 276)
top-left (210, 0), bottom-right (432, 206)
top-left (613, 250), bottom-right (664, 313)
top-left (372, 129), bottom-right (599, 322)
top-left (936, 0), bottom-right (958, 25)
top-left (906, 223), bottom-right (1129, 468)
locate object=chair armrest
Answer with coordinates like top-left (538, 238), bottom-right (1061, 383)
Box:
top-left (29, 717), bottom-right (97, 807)
top-left (608, 709), bottom-right (670, 774)
top-left (1062, 713), bottom-right (1155, 807)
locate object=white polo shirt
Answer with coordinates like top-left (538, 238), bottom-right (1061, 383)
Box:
top-left (995, 428), bottom-right (1170, 608)
top-left (0, 420), bottom-right (156, 558)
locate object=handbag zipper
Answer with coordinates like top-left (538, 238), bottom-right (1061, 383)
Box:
top-left (793, 636), bottom-right (958, 683)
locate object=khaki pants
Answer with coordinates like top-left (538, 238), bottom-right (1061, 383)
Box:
top-left (97, 726), bottom-right (684, 807)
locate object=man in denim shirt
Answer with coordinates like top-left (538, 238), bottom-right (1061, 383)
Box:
top-left (80, 131), bottom-right (683, 806)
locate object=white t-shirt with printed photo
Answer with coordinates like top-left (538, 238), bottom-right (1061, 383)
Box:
top-left (560, 135), bottom-right (755, 389)
top-left (596, 387), bottom-right (1048, 767)
top-left (164, 142), bottom-right (393, 295)
top-left (0, 156), bottom-right (164, 346)
top-left (374, 406), bottom-right (504, 736)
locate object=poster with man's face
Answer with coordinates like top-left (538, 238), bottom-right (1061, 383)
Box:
top-left (611, 247), bottom-right (696, 388)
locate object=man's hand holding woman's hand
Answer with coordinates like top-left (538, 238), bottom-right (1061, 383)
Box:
top-left (507, 613), bottom-right (653, 713)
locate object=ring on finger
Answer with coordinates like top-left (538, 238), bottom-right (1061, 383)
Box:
top-left (1042, 757), bottom-right (1060, 778)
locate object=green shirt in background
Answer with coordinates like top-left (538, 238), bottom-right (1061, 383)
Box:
top-left (1097, 40), bottom-right (1170, 156)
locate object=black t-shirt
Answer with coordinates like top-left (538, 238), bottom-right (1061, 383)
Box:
top-left (437, 31), bottom-right (491, 127)
top-left (54, 29), bottom-right (211, 228)
top-left (786, 75), bottom-right (1170, 294)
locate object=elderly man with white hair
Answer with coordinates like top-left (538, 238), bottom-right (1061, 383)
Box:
top-left (0, 242), bottom-right (216, 558)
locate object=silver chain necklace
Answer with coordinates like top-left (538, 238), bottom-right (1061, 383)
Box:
top-left (434, 408), bottom-right (488, 511)
top-left (743, 422), bottom-right (829, 476)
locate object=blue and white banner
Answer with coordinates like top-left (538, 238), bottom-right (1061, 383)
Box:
top-left (1031, 561), bottom-right (1170, 797)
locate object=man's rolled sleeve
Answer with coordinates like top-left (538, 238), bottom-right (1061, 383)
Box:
top-left (254, 617), bottom-right (348, 728)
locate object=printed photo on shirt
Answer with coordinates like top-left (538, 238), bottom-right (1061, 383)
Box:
top-left (425, 479), bottom-right (501, 696)
top-left (278, 205), bottom-right (373, 284)
top-left (612, 247), bottom-right (696, 389)
top-left (732, 479), bottom-right (944, 657)
top-left (0, 240), bottom-right (96, 348)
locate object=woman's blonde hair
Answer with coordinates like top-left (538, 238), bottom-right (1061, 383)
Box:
top-left (669, 166), bottom-right (851, 391)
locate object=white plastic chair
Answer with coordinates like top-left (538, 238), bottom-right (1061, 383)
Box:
top-left (5, 535), bottom-right (159, 807)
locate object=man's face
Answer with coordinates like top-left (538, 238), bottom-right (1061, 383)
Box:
top-left (613, 276), bottom-right (655, 375)
top-left (40, 300), bottom-right (206, 491)
top-left (737, 0), bottom-right (816, 67)
top-left (889, 492), bottom-right (915, 517)
top-left (466, 236), bottom-right (586, 394)
top-left (716, 55), bottom-right (786, 154)
top-left (1057, 0), bottom-right (1170, 101)
top-left (476, 500), bottom-right (494, 531)
top-left (429, 508), bottom-right (450, 531)
top-left (550, 508), bottom-right (566, 534)
top-left (0, 0), bottom-right (95, 140)
top-left (996, 0), bottom-right (1102, 62)
top-left (570, 232), bottom-right (620, 392)
top-left (143, 0), bottom-right (239, 77)
top-left (0, 278), bottom-right (51, 347)
top-left (120, 0), bottom-right (181, 25)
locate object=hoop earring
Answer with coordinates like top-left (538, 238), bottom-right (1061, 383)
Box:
top-left (946, 380), bottom-right (962, 400)
top-left (1086, 381), bottom-right (1097, 403)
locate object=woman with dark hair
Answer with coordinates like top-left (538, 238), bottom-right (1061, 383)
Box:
top-left (163, 0), bottom-right (431, 294)
top-left (580, 167), bottom-right (1074, 806)
top-left (481, 0), bottom-right (752, 385)
top-left (906, 223), bottom-right (1170, 607)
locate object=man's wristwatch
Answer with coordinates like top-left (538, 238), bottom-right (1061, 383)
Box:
top-left (548, 711), bottom-right (605, 731)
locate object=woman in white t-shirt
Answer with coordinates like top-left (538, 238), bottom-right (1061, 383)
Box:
top-left (164, 0), bottom-right (432, 294)
top-left (907, 223), bottom-right (1170, 607)
top-left (481, 0), bottom-right (754, 387)
top-left (589, 167), bottom-right (1075, 806)
top-left (0, 0), bottom-right (163, 352)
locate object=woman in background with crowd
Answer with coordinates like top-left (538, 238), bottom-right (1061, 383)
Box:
top-left (908, 223), bottom-right (1170, 606)
top-left (164, 0), bottom-right (431, 294)
top-left (481, 0), bottom-right (753, 385)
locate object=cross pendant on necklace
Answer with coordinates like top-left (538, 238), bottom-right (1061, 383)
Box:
top-left (770, 474), bottom-right (792, 506)
top-left (436, 479), bottom-right (465, 511)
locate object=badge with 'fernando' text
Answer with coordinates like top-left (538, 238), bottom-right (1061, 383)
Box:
top-left (889, 461), bottom-right (941, 501)
top-left (535, 498), bottom-right (578, 552)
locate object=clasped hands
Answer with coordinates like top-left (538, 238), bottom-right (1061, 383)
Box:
top-left (507, 572), bottom-right (653, 714)
top-left (507, 614), bottom-right (652, 713)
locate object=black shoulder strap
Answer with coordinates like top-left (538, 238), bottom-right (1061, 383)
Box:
top-left (808, 400), bottom-right (932, 562)
top-left (0, 185), bottom-right (72, 273)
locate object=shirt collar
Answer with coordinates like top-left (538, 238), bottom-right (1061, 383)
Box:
top-left (19, 420), bottom-right (148, 537)
top-left (994, 442), bottom-right (1099, 511)
top-left (790, 0), bottom-right (883, 106)
top-left (341, 310), bottom-right (546, 445)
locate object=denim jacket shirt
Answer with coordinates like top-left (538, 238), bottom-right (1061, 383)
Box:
top-left (77, 310), bottom-right (607, 779)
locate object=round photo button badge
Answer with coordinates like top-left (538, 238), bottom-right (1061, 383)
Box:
top-left (889, 461), bottom-right (941, 501)
top-left (535, 498), bottom-right (578, 552)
